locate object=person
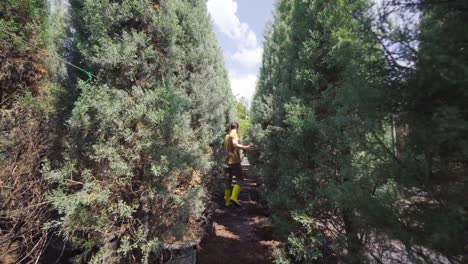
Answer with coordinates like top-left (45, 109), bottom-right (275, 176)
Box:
top-left (223, 122), bottom-right (254, 206)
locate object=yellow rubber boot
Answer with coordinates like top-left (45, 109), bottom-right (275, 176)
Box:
top-left (230, 184), bottom-right (241, 206)
top-left (224, 190), bottom-right (231, 206)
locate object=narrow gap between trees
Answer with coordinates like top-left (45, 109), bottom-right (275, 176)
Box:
top-left (198, 163), bottom-right (281, 264)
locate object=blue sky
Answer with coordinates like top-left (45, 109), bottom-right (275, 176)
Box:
top-left (206, 0), bottom-right (419, 106)
top-left (207, 0), bottom-right (276, 105)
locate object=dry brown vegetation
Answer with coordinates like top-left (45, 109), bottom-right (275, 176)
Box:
top-left (0, 28), bottom-right (52, 263)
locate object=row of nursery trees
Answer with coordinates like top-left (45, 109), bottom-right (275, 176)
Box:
top-left (250, 0), bottom-right (467, 263)
top-left (1, 0), bottom-right (235, 262)
top-left (1, 0), bottom-right (466, 263)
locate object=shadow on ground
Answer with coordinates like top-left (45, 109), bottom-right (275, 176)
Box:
top-left (197, 177), bottom-right (281, 264)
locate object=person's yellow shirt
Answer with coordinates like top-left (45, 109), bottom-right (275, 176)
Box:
top-left (224, 130), bottom-right (241, 164)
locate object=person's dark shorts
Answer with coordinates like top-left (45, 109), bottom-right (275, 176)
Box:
top-left (225, 163), bottom-right (243, 181)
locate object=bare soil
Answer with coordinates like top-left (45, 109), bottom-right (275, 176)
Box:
top-left (198, 177), bottom-right (281, 264)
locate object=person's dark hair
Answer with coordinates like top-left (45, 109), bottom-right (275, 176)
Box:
top-left (230, 122), bottom-right (239, 130)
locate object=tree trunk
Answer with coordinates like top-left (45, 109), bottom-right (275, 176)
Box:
top-left (343, 209), bottom-right (361, 264)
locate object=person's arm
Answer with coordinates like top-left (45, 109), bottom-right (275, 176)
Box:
top-left (232, 138), bottom-right (254, 151)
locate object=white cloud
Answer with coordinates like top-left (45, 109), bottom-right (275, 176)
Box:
top-left (207, 0), bottom-right (258, 47)
top-left (232, 47), bottom-right (263, 67)
top-left (207, 0), bottom-right (262, 104)
top-left (229, 73), bottom-right (258, 106)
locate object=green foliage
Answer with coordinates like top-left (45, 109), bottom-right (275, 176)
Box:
top-left (43, 0), bottom-right (233, 262)
top-left (0, 0), bottom-right (48, 109)
top-left (3, 0), bottom-right (465, 263)
top-left (235, 97), bottom-right (251, 138)
top-left (287, 211), bottom-right (324, 262)
top-left (251, 0), bottom-right (466, 263)
top-left (388, 1), bottom-right (468, 258)
top-left (0, 0), bottom-right (46, 38)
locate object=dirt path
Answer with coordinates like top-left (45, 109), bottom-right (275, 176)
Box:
top-left (198, 177), bottom-right (281, 264)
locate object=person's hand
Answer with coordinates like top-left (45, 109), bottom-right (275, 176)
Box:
top-left (246, 145), bottom-right (255, 151)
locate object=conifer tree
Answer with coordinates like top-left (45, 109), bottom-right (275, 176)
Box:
top-left (252, 1), bottom-right (384, 261)
top-left (234, 97), bottom-right (250, 138)
top-left (251, 0), bottom-right (467, 263)
top-left (43, 0), bottom-right (233, 262)
top-left (384, 1), bottom-right (468, 260)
